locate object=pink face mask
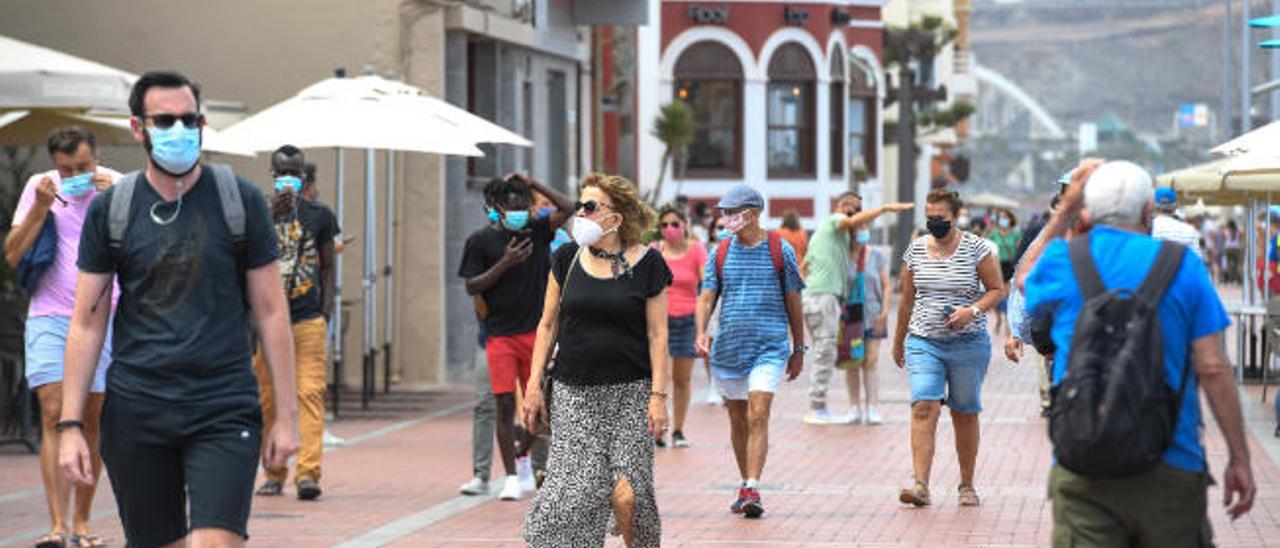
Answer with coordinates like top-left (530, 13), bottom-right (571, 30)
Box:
top-left (661, 225), bottom-right (683, 242)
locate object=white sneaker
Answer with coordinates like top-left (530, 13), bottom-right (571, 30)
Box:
top-left (458, 476), bottom-right (488, 496)
top-left (517, 457), bottom-right (536, 491)
top-left (866, 406), bottom-right (883, 425)
top-left (499, 475), bottom-right (522, 501)
top-left (804, 408), bottom-right (841, 425)
top-left (847, 407), bottom-right (863, 425)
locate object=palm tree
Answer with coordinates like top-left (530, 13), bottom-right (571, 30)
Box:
top-left (649, 101), bottom-right (694, 204)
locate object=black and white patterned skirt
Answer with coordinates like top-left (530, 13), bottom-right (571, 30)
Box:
top-left (524, 378), bottom-right (661, 547)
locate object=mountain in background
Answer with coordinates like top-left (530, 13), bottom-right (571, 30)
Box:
top-left (971, 0), bottom-right (1275, 138)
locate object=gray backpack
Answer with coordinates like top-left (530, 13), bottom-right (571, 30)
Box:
top-left (107, 163), bottom-right (250, 301)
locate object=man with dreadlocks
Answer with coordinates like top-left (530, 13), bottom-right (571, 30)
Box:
top-left (459, 174), bottom-right (573, 501)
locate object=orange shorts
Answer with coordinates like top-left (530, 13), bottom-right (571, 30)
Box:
top-left (485, 331), bottom-right (536, 395)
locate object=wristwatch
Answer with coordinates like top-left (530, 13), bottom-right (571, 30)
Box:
top-left (792, 345), bottom-right (810, 355)
top-left (970, 305), bottom-right (984, 318)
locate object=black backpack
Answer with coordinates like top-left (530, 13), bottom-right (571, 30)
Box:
top-left (1049, 237), bottom-right (1189, 477)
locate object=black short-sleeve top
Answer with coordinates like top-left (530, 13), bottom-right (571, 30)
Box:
top-left (551, 243), bottom-right (672, 386)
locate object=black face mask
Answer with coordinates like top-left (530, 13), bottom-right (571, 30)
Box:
top-left (926, 217), bottom-right (952, 239)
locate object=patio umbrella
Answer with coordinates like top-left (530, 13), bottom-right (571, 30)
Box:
top-left (0, 108), bottom-right (253, 156)
top-left (0, 35), bottom-right (252, 155)
top-left (221, 73), bottom-right (529, 409)
top-left (0, 34), bottom-right (132, 111)
top-left (1210, 120), bottom-right (1280, 156)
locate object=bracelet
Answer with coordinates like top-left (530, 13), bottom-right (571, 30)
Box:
top-left (650, 390), bottom-right (669, 400)
top-left (55, 420), bottom-right (84, 432)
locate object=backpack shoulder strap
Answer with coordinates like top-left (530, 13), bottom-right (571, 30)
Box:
top-left (209, 163), bottom-right (245, 241)
top-left (108, 171), bottom-right (141, 247)
top-left (767, 231), bottom-right (786, 294)
top-left (1136, 241), bottom-right (1187, 304)
top-left (715, 238), bottom-right (731, 290)
top-left (1068, 236), bottom-right (1106, 299)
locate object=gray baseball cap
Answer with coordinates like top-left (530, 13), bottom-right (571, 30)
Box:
top-left (717, 184), bottom-right (765, 210)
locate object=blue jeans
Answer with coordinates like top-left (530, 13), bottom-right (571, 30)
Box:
top-left (904, 332), bottom-right (992, 413)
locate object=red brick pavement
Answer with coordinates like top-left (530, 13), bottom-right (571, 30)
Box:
top-left (4, 324), bottom-right (1280, 546)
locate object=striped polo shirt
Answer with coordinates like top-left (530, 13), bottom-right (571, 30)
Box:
top-left (702, 235), bottom-right (805, 378)
top-left (902, 232), bottom-right (992, 339)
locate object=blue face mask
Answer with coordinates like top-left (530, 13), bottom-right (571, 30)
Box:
top-left (716, 228), bottom-right (732, 241)
top-left (502, 210), bottom-right (530, 231)
top-left (147, 122), bottom-right (201, 176)
top-left (536, 207), bottom-right (556, 219)
top-left (856, 230), bottom-right (871, 244)
top-left (60, 172), bottom-right (95, 198)
top-left (274, 175), bottom-right (303, 194)
top-left (486, 207), bottom-right (501, 224)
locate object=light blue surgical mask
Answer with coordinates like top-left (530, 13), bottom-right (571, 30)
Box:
top-left (536, 207), bottom-right (556, 219)
top-left (274, 175), bottom-right (303, 194)
top-left (147, 121), bottom-right (201, 176)
top-left (502, 210), bottom-right (529, 231)
top-left (998, 217), bottom-right (1011, 229)
top-left (60, 172), bottom-right (95, 198)
top-left (856, 230), bottom-right (871, 244)
top-left (716, 228), bottom-right (732, 241)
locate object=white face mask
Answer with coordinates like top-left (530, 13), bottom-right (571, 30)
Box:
top-left (571, 215), bottom-right (617, 247)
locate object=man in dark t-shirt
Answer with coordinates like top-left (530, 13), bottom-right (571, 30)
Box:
top-left (57, 71), bottom-right (299, 548)
top-left (458, 174), bottom-right (572, 501)
top-left (251, 146), bottom-right (337, 501)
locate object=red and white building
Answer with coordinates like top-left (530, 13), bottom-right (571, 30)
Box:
top-left (599, 1), bottom-right (888, 228)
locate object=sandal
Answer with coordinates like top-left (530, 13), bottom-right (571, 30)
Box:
top-left (958, 484), bottom-right (981, 507)
top-left (35, 532), bottom-right (66, 548)
top-left (898, 480), bottom-right (931, 507)
top-left (69, 534), bottom-right (107, 547)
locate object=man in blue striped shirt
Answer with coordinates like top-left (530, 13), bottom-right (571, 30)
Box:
top-left (695, 184), bottom-right (805, 519)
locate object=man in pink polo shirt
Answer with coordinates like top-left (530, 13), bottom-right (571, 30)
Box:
top-left (4, 126), bottom-right (119, 548)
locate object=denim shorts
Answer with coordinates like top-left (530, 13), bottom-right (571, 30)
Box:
top-left (904, 332), bottom-right (991, 413)
top-left (25, 315), bottom-right (111, 392)
top-left (668, 314), bottom-right (696, 358)
top-left (715, 363), bottom-right (785, 401)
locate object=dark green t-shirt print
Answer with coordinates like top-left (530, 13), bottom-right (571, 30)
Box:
top-left (139, 209), bottom-right (208, 314)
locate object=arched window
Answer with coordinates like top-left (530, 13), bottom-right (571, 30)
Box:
top-left (829, 49), bottom-right (845, 176)
top-left (767, 43), bottom-right (816, 177)
top-left (847, 56), bottom-right (878, 176)
top-left (674, 42), bottom-right (743, 177)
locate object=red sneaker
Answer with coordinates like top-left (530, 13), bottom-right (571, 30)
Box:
top-left (729, 487), bottom-right (749, 514)
top-left (741, 488), bottom-right (764, 519)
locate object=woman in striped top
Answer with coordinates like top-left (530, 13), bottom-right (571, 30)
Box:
top-left (892, 188), bottom-right (1006, 508)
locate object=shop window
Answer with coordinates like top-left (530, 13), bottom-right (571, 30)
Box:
top-left (674, 42), bottom-right (742, 177)
top-left (767, 43), bottom-right (815, 177)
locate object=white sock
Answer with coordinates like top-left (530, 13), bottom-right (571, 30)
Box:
top-left (744, 478), bottom-right (759, 489)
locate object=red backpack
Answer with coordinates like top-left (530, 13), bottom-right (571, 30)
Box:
top-left (713, 231), bottom-right (787, 299)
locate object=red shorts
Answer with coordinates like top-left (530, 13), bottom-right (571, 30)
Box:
top-left (486, 331), bottom-right (536, 395)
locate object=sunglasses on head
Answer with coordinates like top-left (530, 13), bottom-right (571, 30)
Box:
top-left (141, 112), bottom-right (204, 130)
top-left (660, 221), bottom-right (683, 229)
top-left (575, 200), bottom-right (613, 215)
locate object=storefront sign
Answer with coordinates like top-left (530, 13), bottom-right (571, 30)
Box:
top-left (783, 6), bottom-right (809, 26)
top-left (688, 5), bottom-right (729, 25)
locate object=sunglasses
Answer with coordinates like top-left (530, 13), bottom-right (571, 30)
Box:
top-left (141, 112), bottom-right (204, 130)
top-left (575, 200), bottom-right (613, 215)
top-left (660, 222), bottom-right (683, 229)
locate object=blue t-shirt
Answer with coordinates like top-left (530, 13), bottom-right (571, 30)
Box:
top-left (1024, 226), bottom-right (1230, 472)
top-left (702, 235), bottom-right (804, 378)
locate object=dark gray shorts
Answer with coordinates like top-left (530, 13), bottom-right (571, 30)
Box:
top-left (101, 393), bottom-right (263, 546)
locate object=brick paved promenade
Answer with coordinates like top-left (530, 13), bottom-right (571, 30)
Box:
top-left (4, 308), bottom-right (1280, 546)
